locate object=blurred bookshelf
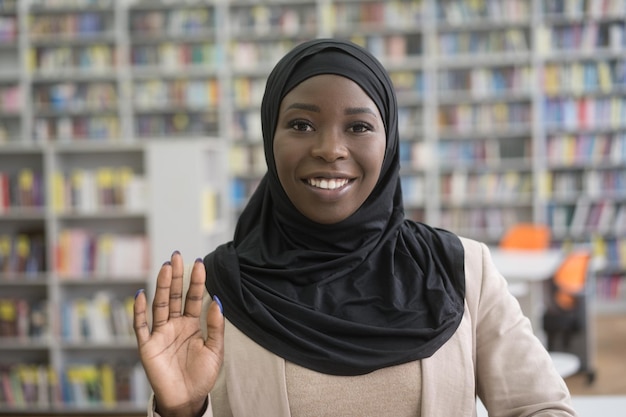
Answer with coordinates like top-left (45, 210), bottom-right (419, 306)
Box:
top-left (0, 1), bottom-right (231, 414)
top-left (1, 0), bottom-right (626, 414)
top-left (430, 0), bottom-right (626, 315)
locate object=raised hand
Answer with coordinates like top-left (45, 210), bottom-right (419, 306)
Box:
top-left (133, 251), bottom-right (224, 417)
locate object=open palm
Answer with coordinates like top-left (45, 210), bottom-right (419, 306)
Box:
top-left (134, 252), bottom-right (224, 416)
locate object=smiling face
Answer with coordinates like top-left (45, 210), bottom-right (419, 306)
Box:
top-left (273, 74), bottom-right (386, 224)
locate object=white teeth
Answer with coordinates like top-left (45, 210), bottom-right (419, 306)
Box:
top-left (308, 178), bottom-right (349, 190)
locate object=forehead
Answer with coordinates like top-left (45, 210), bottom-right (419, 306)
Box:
top-left (279, 74), bottom-right (379, 112)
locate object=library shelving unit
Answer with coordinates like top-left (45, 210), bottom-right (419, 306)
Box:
top-left (127, 0), bottom-right (225, 140)
top-left (0, 0), bottom-right (153, 413)
top-left (0, 0), bottom-right (231, 415)
top-left (430, 0), bottom-right (626, 312)
top-left (537, 0), bottom-right (626, 313)
top-left (0, 0), bottom-right (21, 143)
top-left (433, 0), bottom-right (536, 242)
top-left (2, 0), bottom-right (626, 413)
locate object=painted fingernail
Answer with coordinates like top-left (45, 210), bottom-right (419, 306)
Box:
top-left (162, 260), bottom-right (171, 266)
top-left (195, 257), bottom-right (203, 263)
top-left (171, 250), bottom-right (180, 257)
top-left (213, 295), bottom-right (223, 314)
top-left (135, 289), bottom-right (144, 299)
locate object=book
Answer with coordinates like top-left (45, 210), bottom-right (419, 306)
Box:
top-left (0, 298), bottom-right (17, 337)
top-left (569, 199), bottom-right (591, 236)
top-left (100, 363), bottom-right (116, 406)
top-left (108, 235), bottom-right (148, 278)
top-left (86, 291), bottom-right (114, 342)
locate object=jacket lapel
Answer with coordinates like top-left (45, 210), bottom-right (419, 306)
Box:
top-left (421, 307), bottom-right (477, 417)
top-left (223, 321), bottom-right (291, 417)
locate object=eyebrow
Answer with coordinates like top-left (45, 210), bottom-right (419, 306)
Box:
top-left (286, 103), bottom-right (377, 116)
top-left (286, 103), bottom-right (320, 112)
top-left (344, 107), bottom-right (376, 116)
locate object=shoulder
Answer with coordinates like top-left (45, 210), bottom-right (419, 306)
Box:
top-left (458, 235), bottom-right (488, 264)
top-left (410, 223), bottom-right (488, 281)
top-left (407, 222), bottom-right (467, 261)
top-left (456, 236), bottom-right (521, 321)
top-left (456, 236), bottom-right (492, 309)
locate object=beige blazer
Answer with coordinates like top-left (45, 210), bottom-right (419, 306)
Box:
top-left (148, 237), bottom-right (577, 417)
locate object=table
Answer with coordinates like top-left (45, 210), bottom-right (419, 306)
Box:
top-left (488, 248), bottom-right (564, 342)
top-left (477, 396), bottom-right (626, 417)
top-left (549, 351), bottom-right (581, 378)
top-left (488, 248), bottom-right (563, 282)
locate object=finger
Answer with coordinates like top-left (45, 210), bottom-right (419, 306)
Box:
top-left (183, 258), bottom-right (207, 318)
top-left (169, 251), bottom-right (184, 318)
top-left (152, 260), bottom-right (173, 329)
top-left (133, 289), bottom-right (150, 346)
top-left (205, 295), bottom-right (225, 360)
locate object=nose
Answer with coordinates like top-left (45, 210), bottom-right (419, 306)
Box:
top-left (310, 128), bottom-right (348, 162)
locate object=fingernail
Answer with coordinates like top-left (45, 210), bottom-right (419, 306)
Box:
top-left (195, 257), bottom-right (203, 263)
top-left (213, 295), bottom-right (223, 314)
top-left (135, 289), bottom-right (144, 299)
top-left (162, 260), bottom-right (171, 266)
top-left (171, 250), bottom-right (180, 257)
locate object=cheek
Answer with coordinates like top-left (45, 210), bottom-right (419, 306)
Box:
top-left (362, 140), bottom-right (386, 181)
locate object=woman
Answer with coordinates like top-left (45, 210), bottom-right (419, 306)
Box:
top-left (133, 38), bottom-right (576, 417)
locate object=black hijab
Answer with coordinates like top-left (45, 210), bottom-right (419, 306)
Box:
top-left (204, 38), bottom-right (465, 376)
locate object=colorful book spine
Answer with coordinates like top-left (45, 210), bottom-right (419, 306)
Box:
top-left (0, 298), bottom-right (48, 339)
top-left (55, 229), bottom-right (149, 279)
top-left (0, 232), bottom-right (46, 277)
top-left (59, 291), bottom-right (135, 342)
top-left (51, 166), bottom-right (145, 213)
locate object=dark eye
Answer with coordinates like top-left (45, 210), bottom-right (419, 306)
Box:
top-left (349, 122), bottom-right (373, 133)
top-left (288, 119), bottom-right (313, 132)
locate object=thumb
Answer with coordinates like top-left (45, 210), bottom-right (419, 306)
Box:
top-left (205, 295), bottom-right (225, 358)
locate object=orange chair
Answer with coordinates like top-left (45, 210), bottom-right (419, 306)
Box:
top-left (498, 223), bottom-right (552, 304)
top-left (499, 223), bottom-right (551, 251)
top-left (543, 249), bottom-right (596, 384)
top-left (553, 251), bottom-right (590, 310)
